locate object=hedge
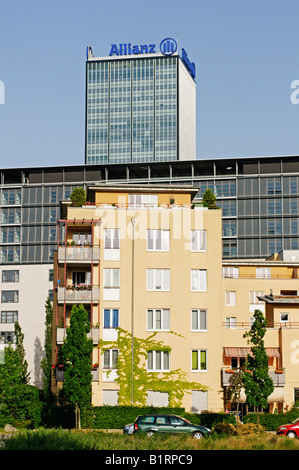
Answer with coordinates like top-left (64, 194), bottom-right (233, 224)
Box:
top-left (243, 410), bottom-right (299, 431)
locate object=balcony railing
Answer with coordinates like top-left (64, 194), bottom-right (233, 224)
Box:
top-left (57, 286), bottom-right (100, 304)
top-left (223, 321), bottom-right (299, 329)
top-left (55, 366), bottom-right (99, 382)
top-left (56, 327), bottom-right (100, 344)
top-left (58, 246), bottom-right (100, 263)
top-left (221, 367), bottom-right (285, 387)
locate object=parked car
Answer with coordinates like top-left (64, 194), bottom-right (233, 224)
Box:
top-left (123, 414), bottom-right (211, 439)
top-left (276, 418), bottom-right (299, 438)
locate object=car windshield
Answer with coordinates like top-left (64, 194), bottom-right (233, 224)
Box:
top-left (292, 418), bottom-right (299, 424)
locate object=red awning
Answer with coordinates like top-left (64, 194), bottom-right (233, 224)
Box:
top-left (224, 347), bottom-right (280, 357)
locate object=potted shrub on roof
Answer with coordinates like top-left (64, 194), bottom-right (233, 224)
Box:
top-left (70, 187), bottom-right (87, 207)
top-left (202, 188), bottom-right (219, 209)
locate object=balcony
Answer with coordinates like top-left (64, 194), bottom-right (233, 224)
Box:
top-left (55, 366), bottom-right (99, 382)
top-left (56, 327), bottom-right (100, 344)
top-left (221, 367), bottom-right (285, 387)
top-left (57, 286), bottom-right (100, 304)
top-left (58, 246), bottom-right (100, 264)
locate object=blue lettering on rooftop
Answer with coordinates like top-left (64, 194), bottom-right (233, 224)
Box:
top-left (181, 48), bottom-right (196, 80)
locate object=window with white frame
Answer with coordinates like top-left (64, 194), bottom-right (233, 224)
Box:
top-left (104, 309), bottom-right (119, 329)
top-left (256, 267), bottom-right (271, 279)
top-left (225, 291), bottom-right (236, 306)
top-left (191, 309), bottom-right (207, 331)
top-left (249, 291), bottom-right (265, 305)
top-left (128, 194), bottom-right (158, 208)
top-left (103, 269), bottom-right (120, 300)
top-left (147, 230), bottom-right (170, 251)
top-left (225, 317), bottom-right (236, 328)
top-left (104, 229), bottom-right (120, 260)
top-left (222, 267), bottom-right (239, 278)
top-left (104, 229), bottom-right (120, 249)
top-left (190, 230), bottom-right (207, 252)
top-left (103, 269), bottom-right (120, 289)
top-left (147, 309), bottom-right (170, 331)
top-left (147, 350), bottom-right (170, 371)
top-left (280, 312), bottom-right (289, 323)
top-left (103, 349), bottom-right (119, 369)
top-left (191, 270), bottom-right (207, 292)
top-left (191, 350), bottom-right (207, 371)
top-left (147, 269), bottom-right (170, 291)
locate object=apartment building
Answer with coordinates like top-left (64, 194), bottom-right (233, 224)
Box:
top-left (222, 251), bottom-right (299, 414)
top-left (52, 184), bottom-right (224, 412)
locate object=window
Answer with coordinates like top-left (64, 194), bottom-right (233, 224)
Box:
top-left (48, 290), bottom-right (53, 302)
top-left (147, 230), bottom-right (169, 251)
top-left (191, 350), bottom-right (207, 371)
top-left (249, 291), bottom-right (264, 305)
top-left (225, 317), bottom-right (236, 328)
top-left (280, 312), bottom-right (289, 323)
top-left (72, 232), bottom-right (92, 245)
top-left (1, 208), bottom-right (21, 224)
top-left (104, 229), bottom-right (120, 249)
top-left (147, 269), bottom-right (170, 291)
top-left (190, 230), bottom-right (207, 251)
top-left (1, 311), bottom-right (18, 323)
top-left (103, 349), bottom-right (118, 369)
top-left (191, 270), bottom-right (207, 292)
top-left (191, 309), bottom-right (207, 331)
top-left (0, 331), bottom-right (15, 344)
top-left (147, 309), bottom-right (170, 330)
top-left (267, 178), bottom-right (281, 195)
top-left (128, 194), bottom-right (158, 208)
top-left (1, 189), bottom-right (21, 205)
top-left (2, 270), bottom-right (19, 283)
top-left (256, 267), bottom-right (271, 279)
top-left (222, 267), bottom-right (239, 278)
top-left (1, 291), bottom-right (19, 303)
top-left (103, 269), bottom-right (120, 300)
top-left (104, 309), bottom-right (119, 329)
top-left (0, 227), bottom-right (21, 243)
top-left (103, 269), bottom-right (120, 288)
top-left (147, 350), bottom-right (170, 371)
top-left (49, 269), bottom-right (54, 282)
top-left (72, 271), bottom-right (91, 286)
top-left (225, 291), bottom-right (236, 306)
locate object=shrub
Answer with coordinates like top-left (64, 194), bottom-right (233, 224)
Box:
top-left (213, 422), bottom-right (237, 435)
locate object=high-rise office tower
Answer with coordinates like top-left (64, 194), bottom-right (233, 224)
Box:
top-left (85, 38), bottom-right (196, 165)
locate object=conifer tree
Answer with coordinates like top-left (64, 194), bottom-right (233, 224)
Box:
top-left (243, 309), bottom-right (274, 431)
top-left (61, 304), bottom-right (93, 429)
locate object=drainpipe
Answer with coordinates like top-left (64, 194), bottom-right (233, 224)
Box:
top-left (131, 218), bottom-right (135, 405)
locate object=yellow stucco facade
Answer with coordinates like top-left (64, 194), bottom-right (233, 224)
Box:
top-left (52, 185), bottom-right (299, 414)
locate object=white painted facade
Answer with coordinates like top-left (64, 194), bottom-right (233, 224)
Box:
top-left (0, 264), bottom-right (53, 387)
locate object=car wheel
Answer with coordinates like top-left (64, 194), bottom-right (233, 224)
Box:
top-left (146, 430), bottom-right (155, 437)
top-left (287, 431), bottom-right (297, 439)
top-left (193, 431), bottom-right (203, 439)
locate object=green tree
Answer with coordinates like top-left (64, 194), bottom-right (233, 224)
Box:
top-left (202, 188), bottom-right (218, 209)
top-left (40, 298), bottom-right (54, 403)
top-left (226, 367), bottom-right (244, 427)
top-left (243, 309), bottom-right (274, 430)
top-left (0, 322), bottom-right (41, 426)
top-left (70, 187), bottom-right (86, 207)
top-left (61, 304), bottom-right (93, 429)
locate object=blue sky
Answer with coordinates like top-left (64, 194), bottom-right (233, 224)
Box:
top-left (1, 0), bottom-right (299, 168)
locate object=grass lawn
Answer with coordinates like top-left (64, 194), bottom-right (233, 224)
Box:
top-left (1, 428), bottom-right (299, 450)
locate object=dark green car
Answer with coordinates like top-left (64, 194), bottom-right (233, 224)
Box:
top-left (123, 414), bottom-right (211, 439)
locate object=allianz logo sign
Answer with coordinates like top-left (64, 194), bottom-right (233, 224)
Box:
top-left (109, 37), bottom-right (177, 57)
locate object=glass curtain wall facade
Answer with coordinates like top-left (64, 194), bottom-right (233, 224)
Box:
top-left (1, 156), bottom-right (299, 263)
top-left (86, 56), bottom-right (178, 165)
